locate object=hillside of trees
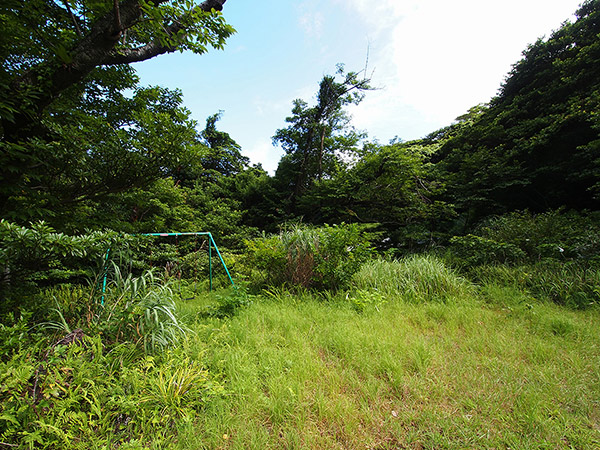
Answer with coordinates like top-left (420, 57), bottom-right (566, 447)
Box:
top-left (2, 1), bottom-right (599, 245)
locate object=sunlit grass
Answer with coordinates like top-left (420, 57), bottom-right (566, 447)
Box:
top-left (11, 255), bottom-right (598, 449)
top-left (352, 255), bottom-right (473, 302)
top-left (171, 274), bottom-right (600, 449)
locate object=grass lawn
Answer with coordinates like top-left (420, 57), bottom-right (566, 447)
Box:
top-left (171, 285), bottom-right (600, 449)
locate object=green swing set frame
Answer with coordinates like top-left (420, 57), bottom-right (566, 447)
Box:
top-left (100, 232), bottom-right (235, 305)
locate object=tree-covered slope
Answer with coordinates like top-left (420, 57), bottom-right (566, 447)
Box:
top-left (434, 0), bottom-right (600, 226)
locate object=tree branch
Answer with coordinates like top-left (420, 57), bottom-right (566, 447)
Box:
top-left (104, 41), bottom-right (177, 65)
top-left (103, 0), bottom-right (227, 65)
top-left (113, 0), bottom-right (123, 38)
top-left (197, 0), bottom-right (227, 12)
top-left (4, 0), bottom-right (228, 141)
top-left (62, 0), bottom-right (83, 37)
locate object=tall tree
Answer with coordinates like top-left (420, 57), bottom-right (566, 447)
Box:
top-left (2, 68), bottom-right (201, 225)
top-left (298, 140), bottom-right (454, 249)
top-left (272, 65), bottom-right (372, 203)
top-left (434, 0), bottom-right (600, 227)
top-left (0, 0), bottom-right (234, 221)
top-left (199, 111), bottom-right (249, 177)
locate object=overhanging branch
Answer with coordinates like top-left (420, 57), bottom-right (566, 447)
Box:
top-left (4, 0), bottom-right (228, 140)
top-left (103, 0), bottom-right (227, 65)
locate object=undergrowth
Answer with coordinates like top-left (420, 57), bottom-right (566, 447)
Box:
top-left (0, 336), bottom-right (223, 449)
top-left (351, 255), bottom-right (473, 303)
top-left (1, 254), bottom-right (599, 449)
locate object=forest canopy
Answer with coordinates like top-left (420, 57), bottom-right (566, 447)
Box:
top-left (0, 0), bottom-right (597, 271)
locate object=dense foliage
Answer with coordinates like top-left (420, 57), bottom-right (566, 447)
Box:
top-left (433, 2), bottom-right (600, 226)
top-left (245, 223), bottom-right (372, 291)
top-left (1, 1), bottom-right (600, 448)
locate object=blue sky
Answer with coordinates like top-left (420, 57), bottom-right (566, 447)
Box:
top-left (134, 0), bottom-right (583, 173)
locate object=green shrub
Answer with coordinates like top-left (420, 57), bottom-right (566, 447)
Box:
top-left (0, 335), bottom-right (222, 449)
top-left (471, 262), bottom-right (600, 308)
top-left (207, 286), bottom-right (253, 318)
top-left (246, 223), bottom-right (372, 290)
top-left (352, 255), bottom-right (473, 303)
top-left (449, 234), bottom-right (526, 267)
top-left (0, 220), bottom-right (124, 314)
top-left (347, 290), bottom-right (387, 313)
top-left (179, 249), bottom-right (209, 279)
top-left (448, 210), bottom-right (600, 269)
top-left (0, 311), bottom-right (41, 361)
top-left (477, 209), bottom-right (600, 263)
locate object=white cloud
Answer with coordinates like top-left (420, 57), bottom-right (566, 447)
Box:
top-left (297, 1), bottom-right (325, 38)
top-left (245, 138), bottom-right (283, 174)
top-left (333, 0), bottom-right (411, 29)
top-left (253, 95), bottom-right (287, 117)
top-left (338, 0), bottom-right (581, 141)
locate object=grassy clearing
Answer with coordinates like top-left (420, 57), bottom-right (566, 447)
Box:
top-left (171, 277), bottom-right (600, 449)
top-left (2, 256), bottom-right (598, 449)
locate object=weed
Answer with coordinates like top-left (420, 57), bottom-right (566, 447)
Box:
top-left (0, 334), bottom-right (222, 449)
top-left (207, 286), bottom-right (253, 318)
top-left (347, 290), bottom-right (387, 313)
top-left (246, 223), bottom-right (372, 290)
top-left (352, 255), bottom-right (473, 303)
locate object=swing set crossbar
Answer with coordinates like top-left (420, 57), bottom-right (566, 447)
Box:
top-left (140, 232), bottom-right (235, 289)
top-left (100, 232), bottom-right (235, 305)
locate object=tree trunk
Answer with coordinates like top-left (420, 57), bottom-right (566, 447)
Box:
top-left (318, 127), bottom-right (325, 182)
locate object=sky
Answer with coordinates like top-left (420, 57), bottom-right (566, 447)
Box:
top-left (134, 0), bottom-right (583, 174)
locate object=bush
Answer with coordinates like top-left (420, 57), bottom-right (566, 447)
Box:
top-left (206, 286), bottom-right (253, 318)
top-left (347, 290), bottom-right (387, 313)
top-left (445, 210), bottom-right (600, 308)
top-left (472, 261), bottom-right (600, 308)
top-left (35, 266), bottom-right (189, 354)
top-left (0, 311), bottom-right (41, 361)
top-left (449, 234), bottom-right (526, 267)
top-left (448, 210), bottom-right (600, 269)
top-left (477, 209), bottom-right (600, 264)
top-left (352, 255), bottom-right (473, 303)
top-left (0, 220), bottom-right (123, 314)
top-left (245, 223), bottom-right (372, 290)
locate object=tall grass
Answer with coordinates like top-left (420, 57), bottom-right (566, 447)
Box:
top-left (471, 261), bottom-right (600, 308)
top-left (182, 291), bottom-right (600, 449)
top-left (98, 264), bottom-right (189, 352)
top-left (39, 265), bottom-right (190, 353)
top-left (3, 253), bottom-right (599, 449)
top-left (352, 255), bottom-right (473, 302)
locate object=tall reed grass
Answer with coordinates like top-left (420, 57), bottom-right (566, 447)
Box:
top-left (99, 264), bottom-right (188, 352)
top-left (352, 255), bottom-right (473, 302)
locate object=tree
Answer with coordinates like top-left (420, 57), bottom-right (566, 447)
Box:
top-left (299, 140), bottom-right (454, 250)
top-left (0, 0), bottom-right (235, 223)
top-left (199, 111), bottom-right (249, 177)
top-left (1, 0), bottom-right (233, 140)
top-left (433, 0), bottom-right (600, 228)
top-left (167, 111), bottom-right (249, 187)
top-left (0, 65), bottom-right (203, 226)
top-left (272, 65), bottom-right (372, 204)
